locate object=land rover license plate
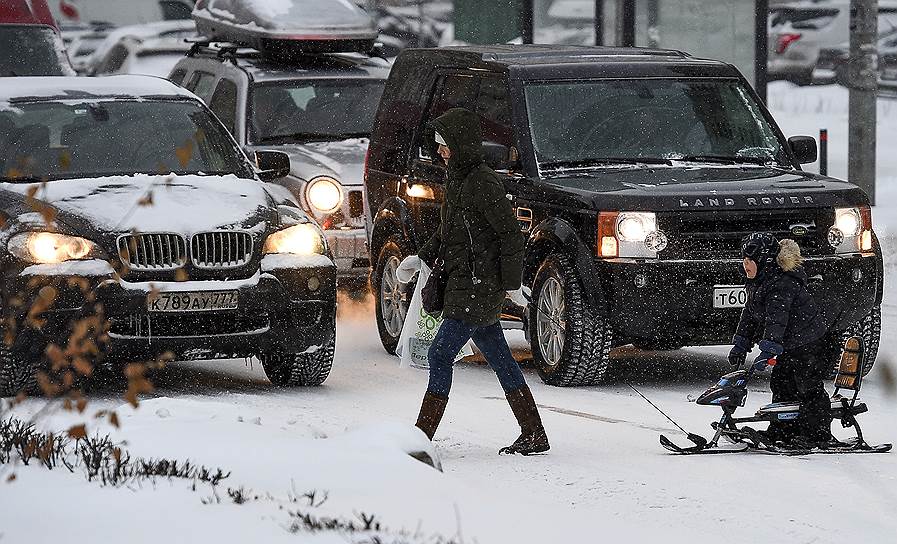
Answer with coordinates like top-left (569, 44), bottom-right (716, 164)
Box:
top-left (148, 291), bottom-right (238, 312)
top-left (712, 286), bottom-right (746, 309)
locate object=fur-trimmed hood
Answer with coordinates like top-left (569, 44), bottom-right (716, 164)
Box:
top-left (776, 239), bottom-right (804, 272)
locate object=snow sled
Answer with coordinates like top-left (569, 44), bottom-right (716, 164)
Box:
top-left (192, 0), bottom-right (378, 56)
top-left (661, 337), bottom-right (892, 455)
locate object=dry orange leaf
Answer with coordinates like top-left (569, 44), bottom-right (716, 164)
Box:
top-left (67, 424), bottom-right (87, 439)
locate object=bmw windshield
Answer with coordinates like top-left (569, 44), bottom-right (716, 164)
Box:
top-left (0, 99), bottom-right (254, 181)
top-left (523, 79), bottom-right (790, 171)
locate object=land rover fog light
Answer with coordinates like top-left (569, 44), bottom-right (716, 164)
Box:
top-left (852, 268), bottom-right (863, 283)
top-left (634, 273), bottom-right (648, 289)
top-left (307, 275), bottom-right (321, 292)
top-left (860, 230), bottom-right (873, 251)
top-left (600, 236), bottom-right (618, 258)
top-left (645, 231), bottom-right (668, 253)
top-left (828, 227), bottom-right (844, 248)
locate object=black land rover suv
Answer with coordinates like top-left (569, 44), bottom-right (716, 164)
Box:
top-left (364, 45), bottom-right (883, 386)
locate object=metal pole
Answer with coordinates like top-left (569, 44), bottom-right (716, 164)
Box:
top-left (820, 128), bottom-right (829, 176)
top-left (755, 0), bottom-right (770, 103)
top-left (617, 0), bottom-right (636, 47)
top-left (848, 0), bottom-right (878, 204)
top-left (522, 0), bottom-right (534, 44)
top-left (595, 0), bottom-right (604, 45)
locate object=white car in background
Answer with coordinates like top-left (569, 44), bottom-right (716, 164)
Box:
top-left (91, 36), bottom-right (193, 77)
top-left (48, 0), bottom-right (195, 72)
top-left (85, 20), bottom-right (195, 73)
top-left (768, 0), bottom-right (897, 85)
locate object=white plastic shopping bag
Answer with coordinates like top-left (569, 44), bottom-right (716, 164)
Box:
top-left (396, 262), bottom-right (473, 369)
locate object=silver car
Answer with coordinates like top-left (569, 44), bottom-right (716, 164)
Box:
top-left (768, 0), bottom-right (897, 85)
top-left (169, 44), bottom-right (389, 284)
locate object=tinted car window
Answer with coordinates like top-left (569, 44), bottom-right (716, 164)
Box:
top-left (418, 74), bottom-right (479, 160)
top-left (0, 25), bottom-right (70, 76)
top-left (160, 1), bottom-right (193, 20)
top-left (169, 68), bottom-right (187, 85)
top-left (209, 79), bottom-right (238, 135)
top-left (769, 8), bottom-right (838, 29)
top-left (186, 71), bottom-right (216, 98)
top-left (0, 100), bottom-right (252, 180)
top-left (524, 79), bottom-right (787, 170)
top-left (96, 43), bottom-right (130, 74)
top-left (476, 76), bottom-right (513, 149)
top-left (250, 80), bottom-right (384, 144)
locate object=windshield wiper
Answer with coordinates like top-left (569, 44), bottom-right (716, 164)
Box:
top-left (0, 175), bottom-right (47, 184)
top-left (675, 154), bottom-right (774, 165)
top-left (542, 157), bottom-right (673, 169)
top-left (259, 132), bottom-right (364, 144)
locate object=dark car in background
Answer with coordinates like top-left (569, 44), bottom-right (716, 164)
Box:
top-left (0, 0), bottom-right (74, 76)
top-left (364, 45), bottom-right (882, 386)
top-left (0, 76), bottom-right (337, 396)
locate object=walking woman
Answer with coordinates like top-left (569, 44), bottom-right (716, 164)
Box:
top-left (405, 107), bottom-right (549, 455)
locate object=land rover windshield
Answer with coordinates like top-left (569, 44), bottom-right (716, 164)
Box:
top-left (523, 78), bottom-right (790, 171)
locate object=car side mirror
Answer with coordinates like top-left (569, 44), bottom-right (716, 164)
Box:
top-left (483, 142), bottom-right (518, 171)
top-left (255, 150), bottom-right (291, 181)
top-left (788, 136), bottom-right (817, 164)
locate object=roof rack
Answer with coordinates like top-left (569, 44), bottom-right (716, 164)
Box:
top-left (186, 38), bottom-right (386, 68)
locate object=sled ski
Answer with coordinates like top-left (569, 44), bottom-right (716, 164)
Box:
top-left (659, 434), bottom-right (749, 454)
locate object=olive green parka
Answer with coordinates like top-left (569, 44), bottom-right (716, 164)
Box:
top-left (418, 108), bottom-right (524, 325)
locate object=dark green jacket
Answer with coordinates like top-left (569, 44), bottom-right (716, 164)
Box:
top-left (418, 108), bottom-right (524, 325)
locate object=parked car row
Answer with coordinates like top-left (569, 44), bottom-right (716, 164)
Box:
top-left (769, 0), bottom-right (897, 86)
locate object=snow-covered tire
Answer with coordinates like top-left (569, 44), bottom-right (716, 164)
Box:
top-left (832, 305), bottom-right (881, 377)
top-left (373, 240), bottom-right (409, 355)
top-left (529, 254), bottom-right (614, 386)
top-left (260, 335), bottom-right (335, 387)
top-left (0, 345), bottom-right (37, 398)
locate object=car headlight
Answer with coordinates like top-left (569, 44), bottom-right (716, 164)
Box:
top-left (830, 207), bottom-right (873, 253)
top-left (597, 211), bottom-right (668, 259)
top-left (263, 224), bottom-right (325, 255)
top-left (7, 232), bottom-right (102, 264)
top-left (305, 176), bottom-right (343, 213)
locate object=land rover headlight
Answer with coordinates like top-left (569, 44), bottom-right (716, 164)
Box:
top-left (263, 224), bottom-right (325, 255)
top-left (305, 176), bottom-right (343, 213)
top-left (7, 232), bottom-right (102, 264)
top-left (598, 212), bottom-right (667, 258)
top-left (830, 207), bottom-right (873, 253)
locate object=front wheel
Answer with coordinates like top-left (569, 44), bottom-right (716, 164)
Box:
top-left (529, 254), bottom-right (614, 386)
top-left (260, 335), bottom-right (335, 387)
top-left (373, 240), bottom-right (409, 355)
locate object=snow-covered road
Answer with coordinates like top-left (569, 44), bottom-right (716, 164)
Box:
top-left (3, 82), bottom-right (897, 544)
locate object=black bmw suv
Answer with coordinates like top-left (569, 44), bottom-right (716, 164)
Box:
top-left (364, 45), bottom-right (883, 386)
top-left (0, 76), bottom-right (336, 395)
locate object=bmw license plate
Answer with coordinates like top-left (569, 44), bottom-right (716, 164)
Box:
top-left (148, 291), bottom-right (238, 312)
top-left (712, 286), bottom-right (746, 309)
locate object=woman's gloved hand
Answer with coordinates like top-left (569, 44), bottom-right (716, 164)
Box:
top-left (728, 335), bottom-right (751, 366)
top-left (396, 255), bottom-right (422, 284)
top-left (752, 340), bottom-right (784, 371)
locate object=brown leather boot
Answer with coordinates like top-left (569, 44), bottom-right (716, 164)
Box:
top-left (415, 391), bottom-right (448, 440)
top-left (500, 386), bottom-right (550, 455)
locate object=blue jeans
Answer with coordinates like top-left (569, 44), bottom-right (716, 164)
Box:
top-left (427, 318), bottom-right (527, 398)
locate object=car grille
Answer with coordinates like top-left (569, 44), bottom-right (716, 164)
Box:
top-left (109, 313), bottom-right (270, 339)
top-left (118, 233), bottom-right (188, 271)
top-left (658, 209), bottom-right (827, 260)
top-left (191, 231), bottom-right (254, 269)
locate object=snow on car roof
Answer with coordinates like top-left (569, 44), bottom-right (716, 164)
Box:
top-left (0, 75), bottom-right (196, 103)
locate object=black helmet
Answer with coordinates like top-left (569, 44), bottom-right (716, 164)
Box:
top-left (741, 232), bottom-right (780, 269)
